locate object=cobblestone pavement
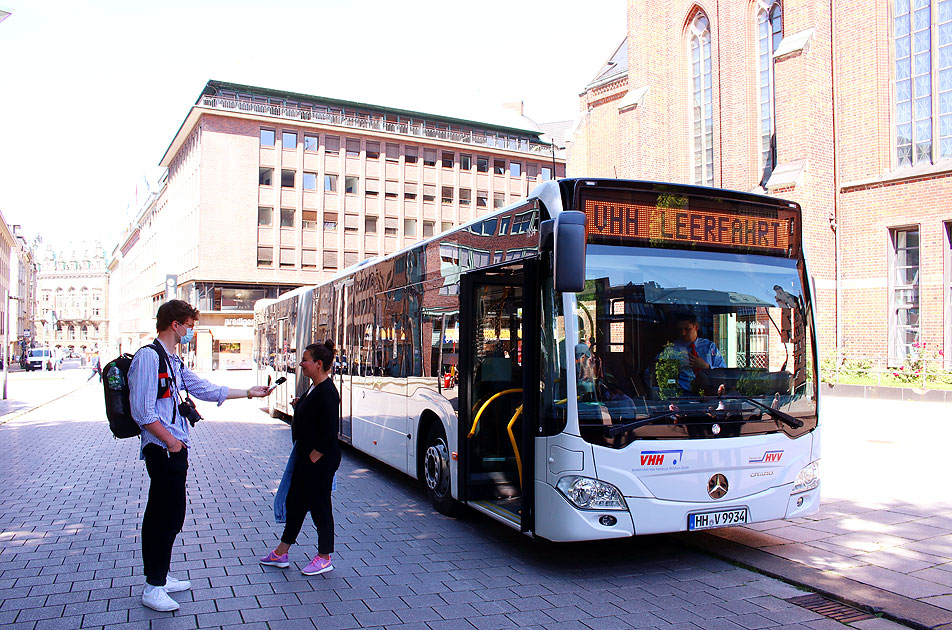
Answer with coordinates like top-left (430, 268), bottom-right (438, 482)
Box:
top-left (704, 395), bottom-right (952, 627)
top-left (0, 379), bottom-right (900, 630)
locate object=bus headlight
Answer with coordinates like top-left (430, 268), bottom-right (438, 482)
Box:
top-left (556, 476), bottom-right (628, 511)
top-left (791, 460), bottom-right (819, 494)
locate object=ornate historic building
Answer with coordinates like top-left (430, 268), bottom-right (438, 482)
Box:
top-left (35, 243), bottom-right (108, 356)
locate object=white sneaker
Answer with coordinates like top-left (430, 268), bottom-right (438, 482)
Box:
top-left (164, 575), bottom-right (191, 593)
top-left (142, 585), bottom-right (179, 612)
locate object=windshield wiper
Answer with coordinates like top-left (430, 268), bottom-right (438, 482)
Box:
top-left (720, 396), bottom-right (804, 429)
top-left (588, 409), bottom-right (718, 438)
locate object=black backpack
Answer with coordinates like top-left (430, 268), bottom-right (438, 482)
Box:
top-left (103, 342), bottom-right (172, 439)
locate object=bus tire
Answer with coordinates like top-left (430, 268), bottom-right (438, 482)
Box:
top-left (423, 423), bottom-right (458, 516)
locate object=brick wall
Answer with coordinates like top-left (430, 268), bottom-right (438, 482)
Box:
top-left (571, 0), bottom-right (952, 363)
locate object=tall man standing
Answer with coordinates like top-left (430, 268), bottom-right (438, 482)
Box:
top-left (130, 300), bottom-right (270, 612)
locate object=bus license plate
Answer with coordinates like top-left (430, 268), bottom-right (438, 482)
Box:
top-left (688, 507), bottom-right (748, 531)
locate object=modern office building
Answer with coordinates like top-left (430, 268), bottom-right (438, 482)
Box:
top-left (114, 80), bottom-right (565, 370)
top-left (570, 0), bottom-right (952, 369)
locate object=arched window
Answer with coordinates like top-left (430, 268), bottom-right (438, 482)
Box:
top-left (81, 325), bottom-right (88, 340)
top-left (757, 1), bottom-right (783, 183)
top-left (690, 12), bottom-right (715, 186)
top-left (68, 325), bottom-right (75, 340)
top-left (894, 0), bottom-right (952, 166)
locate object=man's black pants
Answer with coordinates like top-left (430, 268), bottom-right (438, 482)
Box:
top-left (142, 444), bottom-right (188, 587)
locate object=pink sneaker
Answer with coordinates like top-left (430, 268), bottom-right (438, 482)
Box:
top-left (301, 554), bottom-right (333, 575)
top-left (259, 550), bottom-right (289, 568)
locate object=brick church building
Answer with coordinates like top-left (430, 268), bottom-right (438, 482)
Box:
top-left (570, 0), bottom-right (952, 370)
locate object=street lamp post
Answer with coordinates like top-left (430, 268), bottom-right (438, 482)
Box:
top-left (3, 294), bottom-right (22, 400)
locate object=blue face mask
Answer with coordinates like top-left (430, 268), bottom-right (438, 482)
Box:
top-left (178, 325), bottom-right (194, 346)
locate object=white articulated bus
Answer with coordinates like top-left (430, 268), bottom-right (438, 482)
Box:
top-left (254, 179), bottom-right (820, 541)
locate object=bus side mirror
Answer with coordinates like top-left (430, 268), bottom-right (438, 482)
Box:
top-left (553, 211), bottom-right (586, 293)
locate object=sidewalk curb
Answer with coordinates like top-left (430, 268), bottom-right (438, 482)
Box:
top-left (674, 531), bottom-right (952, 630)
top-left (0, 379), bottom-right (92, 426)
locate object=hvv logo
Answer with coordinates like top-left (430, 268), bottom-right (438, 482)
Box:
top-left (749, 450), bottom-right (784, 464)
top-left (640, 450), bottom-right (683, 466)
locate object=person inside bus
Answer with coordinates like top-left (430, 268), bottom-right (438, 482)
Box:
top-left (260, 340), bottom-right (342, 577)
top-left (659, 312), bottom-right (726, 393)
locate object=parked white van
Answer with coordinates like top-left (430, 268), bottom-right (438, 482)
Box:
top-left (27, 348), bottom-right (62, 371)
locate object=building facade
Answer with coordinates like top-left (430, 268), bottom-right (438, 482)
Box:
top-left (571, 0), bottom-right (952, 370)
top-left (0, 213), bottom-right (13, 362)
top-left (34, 244), bottom-right (109, 357)
top-left (10, 227), bottom-right (37, 361)
top-left (114, 80), bottom-right (565, 370)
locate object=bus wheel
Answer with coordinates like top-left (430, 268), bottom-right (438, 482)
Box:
top-left (423, 424), bottom-right (458, 516)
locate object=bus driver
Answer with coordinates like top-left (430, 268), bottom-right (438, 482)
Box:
top-left (666, 312), bottom-right (726, 392)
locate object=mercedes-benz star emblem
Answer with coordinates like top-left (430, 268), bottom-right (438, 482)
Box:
top-left (708, 474), bottom-right (729, 499)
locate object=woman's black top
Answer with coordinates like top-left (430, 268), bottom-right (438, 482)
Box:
top-left (291, 377), bottom-right (341, 464)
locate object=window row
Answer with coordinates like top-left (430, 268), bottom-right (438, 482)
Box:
top-left (255, 247), bottom-right (377, 269)
top-left (223, 89), bottom-right (540, 148)
top-left (257, 170), bottom-right (514, 206)
top-left (260, 128), bottom-right (551, 177)
top-left (257, 207), bottom-right (459, 235)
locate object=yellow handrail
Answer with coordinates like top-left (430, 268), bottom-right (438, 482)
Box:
top-left (467, 388), bottom-right (522, 438)
top-left (506, 405), bottom-right (524, 488)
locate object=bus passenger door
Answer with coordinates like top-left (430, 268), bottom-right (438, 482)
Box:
top-left (275, 318), bottom-right (289, 414)
top-left (335, 284), bottom-right (353, 442)
top-left (459, 261), bottom-right (537, 532)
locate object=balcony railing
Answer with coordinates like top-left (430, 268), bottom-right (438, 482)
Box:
top-left (200, 96), bottom-right (557, 157)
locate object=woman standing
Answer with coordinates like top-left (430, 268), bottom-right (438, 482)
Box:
top-left (260, 340), bottom-right (341, 575)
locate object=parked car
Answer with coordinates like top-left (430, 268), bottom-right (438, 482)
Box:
top-left (26, 348), bottom-right (63, 371)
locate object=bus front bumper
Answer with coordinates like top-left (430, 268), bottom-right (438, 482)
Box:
top-left (533, 480), bottom-right (820, 541)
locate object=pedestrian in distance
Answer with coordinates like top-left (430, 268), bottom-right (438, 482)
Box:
top-left (130, 299), bottom-right (271, 612)
top-left (261, 339), bottom-right (342, 576)
top-left (87, 355), bottom-right (102, 382)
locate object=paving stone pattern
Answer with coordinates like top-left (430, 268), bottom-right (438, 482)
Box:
top-left (0, 383), bottom-right (852, 630)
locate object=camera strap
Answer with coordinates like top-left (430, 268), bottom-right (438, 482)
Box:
top-left (150, 340), bottom-right (184, 425)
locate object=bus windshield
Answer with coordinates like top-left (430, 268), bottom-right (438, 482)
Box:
top-left (545, 244), bottom-right (817, 447)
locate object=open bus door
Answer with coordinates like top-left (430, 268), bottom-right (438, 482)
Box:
top-left (459, 260), bottom-right (538, 533)
top-left (275, 318), bottom-right (289, 414)
top-left (335, 282), bottom-right (353, 443)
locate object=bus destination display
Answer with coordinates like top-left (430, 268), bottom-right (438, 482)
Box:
top-left (583, 198), bottom-right (791, 253)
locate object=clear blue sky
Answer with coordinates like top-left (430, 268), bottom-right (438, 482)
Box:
top-left (0, 0), bottom-right (625, 252)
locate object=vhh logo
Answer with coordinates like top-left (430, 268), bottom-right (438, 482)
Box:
top-left (749, 450), bottom-right (784, 464)
top-left (639, 450), bottom-right (683, 466)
